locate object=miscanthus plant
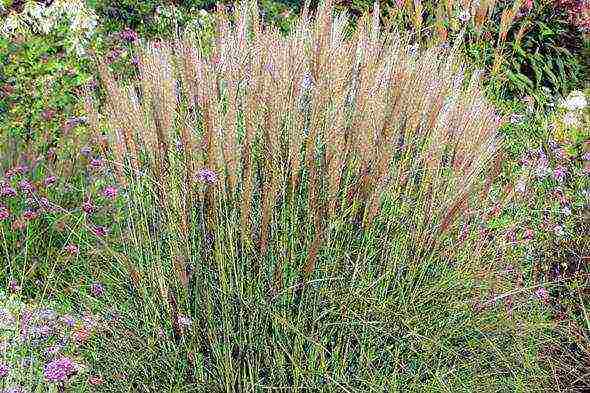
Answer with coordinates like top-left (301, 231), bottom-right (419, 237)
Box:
top-left (84, 0), bottom-right (559, 390)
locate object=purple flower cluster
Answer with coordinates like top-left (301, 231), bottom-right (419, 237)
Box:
top-left (43, 356), bottom-right (76, 382)
top-left (102, 186), bottom-right (118, 200)
top-left (0, 182), bottom-right (16, 197)
top-left (0, 205), bottom-right (9, 221)
top-left (0, 363), bottom-right (8, 378)
top-left (196, 168), bottom-right (218, 184)
top-left (43, 176), bottom-right (57, 187)
top-left (120, 28), bottom-right (139, 42)
top-left (90, 282), bottom-right (105, 297)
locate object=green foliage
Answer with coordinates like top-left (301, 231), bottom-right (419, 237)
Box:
top-left (0, 27), bottom-right (92, 161)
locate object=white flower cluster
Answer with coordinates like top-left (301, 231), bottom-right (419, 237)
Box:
top-left (1, 0), bottom-right (98, 56)
top-left (559, 90), bottom-right (587, 112)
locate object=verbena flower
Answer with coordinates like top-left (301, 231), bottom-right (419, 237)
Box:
top-left (0, 183), bottom-right (17, 197)
top-left (82, 200), bottom-right (94, 214)
top-left (64, 244), bottom-right (79, 255)
top-left (43, 356), bottom-right (76, 382)
top-left (534, 287), bottom-right (549, 303)
top-left (0, 363), bottom-right (9, 378)
top-left (0, 206), bottom-right (9, 221)
top-left (553, 166), bottom-right (567, 182)
top-left (102, 186), bottom-right (118, 199)
top-left (92, 226), bottom-right (107, 237)
top-left (43, 175), bottom-right (57, 187)
top-left (22, 210), bottom-right (39, 221)
top-left (120, 28), bottom-right (139, 42)
top-left (196, 168), bottom-right (217, 184)
top-left (90, 282), bottom-right (105, 297)
top-left (18, 179), bottom-right (33, 193)
top-left (523, 228), bottom-right (534, 241)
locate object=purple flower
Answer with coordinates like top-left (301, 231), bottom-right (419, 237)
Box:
top-left (37, 308), bottom-right (57, 321)
top-left (553, 166), bottom-right (567, 182)
top-left (178, 315), bottom-right (192, 328)
top-left (60, 315), bottom-right (76, 327)
top-left (38, 197), bottom-right (53, 211)
top-left (22, 210), bottom-right (38, 221)
top-left (523, 228), bottom-right (534, 241)
top-left (8, 279), bottom-right (20, 293)
top-left (31, 324), bottom-right (53, 339)
top-left (196, 168), bottom-right (217, 184)
top-left (2, 386), bottom-right (26, 393)
top-left (120, 28), bottom-right (139, 42)
top-left (18, 179), bottom-right (33, 193)
top-left (582, 152), bottom-right (590, 161)
top-left (0, 183), bottom-right (17, 197)
top-left (0, 205), bottom-right (9, 221)
top-left (90, 158), bottom-right (103, 169)
top-left (64, 244), bottom-right (79, 255)
top-left (535, 287), bottom-right (549, 303)
top-left (82, 200), bottom-right (94, 214)
top-left (15, 165), bottom-right (29, 175)
top-left (80, 146), bottom-right (92, 157)
top-left (102, 186), bottom-right (118, 200)
top-left (43, 176), bottom-right (57, 187)
top-left (0, 363), bottom-right (8, 378)
top-left (90, 282), bottom-right (105, 297)
top-left (43, 357), bottom-right (76, 382)
top-left (44, 345), bottom-right (62, 358)
top-left (92, 226), bottom-right (107, 237)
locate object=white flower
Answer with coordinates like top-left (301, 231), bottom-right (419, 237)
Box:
top-left (559, 91), bottom-right (587, 111)
top-left (458, 9), bottom-right (471, 22)
top-left (515, 178), bottom-right (527, 193)
top-left (562, 112), bottom-right (580, 128)
top-left (554, 225), bottom-right (565, 237)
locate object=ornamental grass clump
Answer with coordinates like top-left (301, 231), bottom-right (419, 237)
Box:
top-left (83, 1), bottom-right (564, 390)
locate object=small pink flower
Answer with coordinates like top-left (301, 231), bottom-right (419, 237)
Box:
top-left (0, 205), bottom-right (9, 221)
top-left (89, 375), bottom-right (104, 385)
top-left (8, 279), bottom-right (20, 293)
top-left (0, 362), bottom-right (8, 378)
top-left (43, 356), bottom-right (76, 382)
top-left (22, 210), bottom-right (39, 221)
top-left (41, 109), bottom-right (56, 121)
top-left (11, 219), bottom-right (26, 231)
top-left (43, 176), bottom-right (57, 187)
top-left (0, 182), bottom-right (17, 197)
top-left (553, 166), bottom-right (567, 182)
top-left (92, 226), bottom-right (107, 237)
top-left (120, 28), bottom-right (139, 42)
top-left (523, 228), bottom-right (534, 241)
top-left (64, 244), bottom-right (79, 255)
top-left (18, 179), bottom-right (33, 193)
top-left (90, 282), bottom-right (105, 297)
top-left (102, 186), bottom-right (118, 200)
top-left (73, 327), bottom-right (91, 345)
top-left (535, 287), bottom-right (549, 303)
top-left (82, 200), bottom-right (94, 214)
top-left (177, 315), bottom-right (192, 328)
top-left (90, 158), bottom-right (104, 169)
